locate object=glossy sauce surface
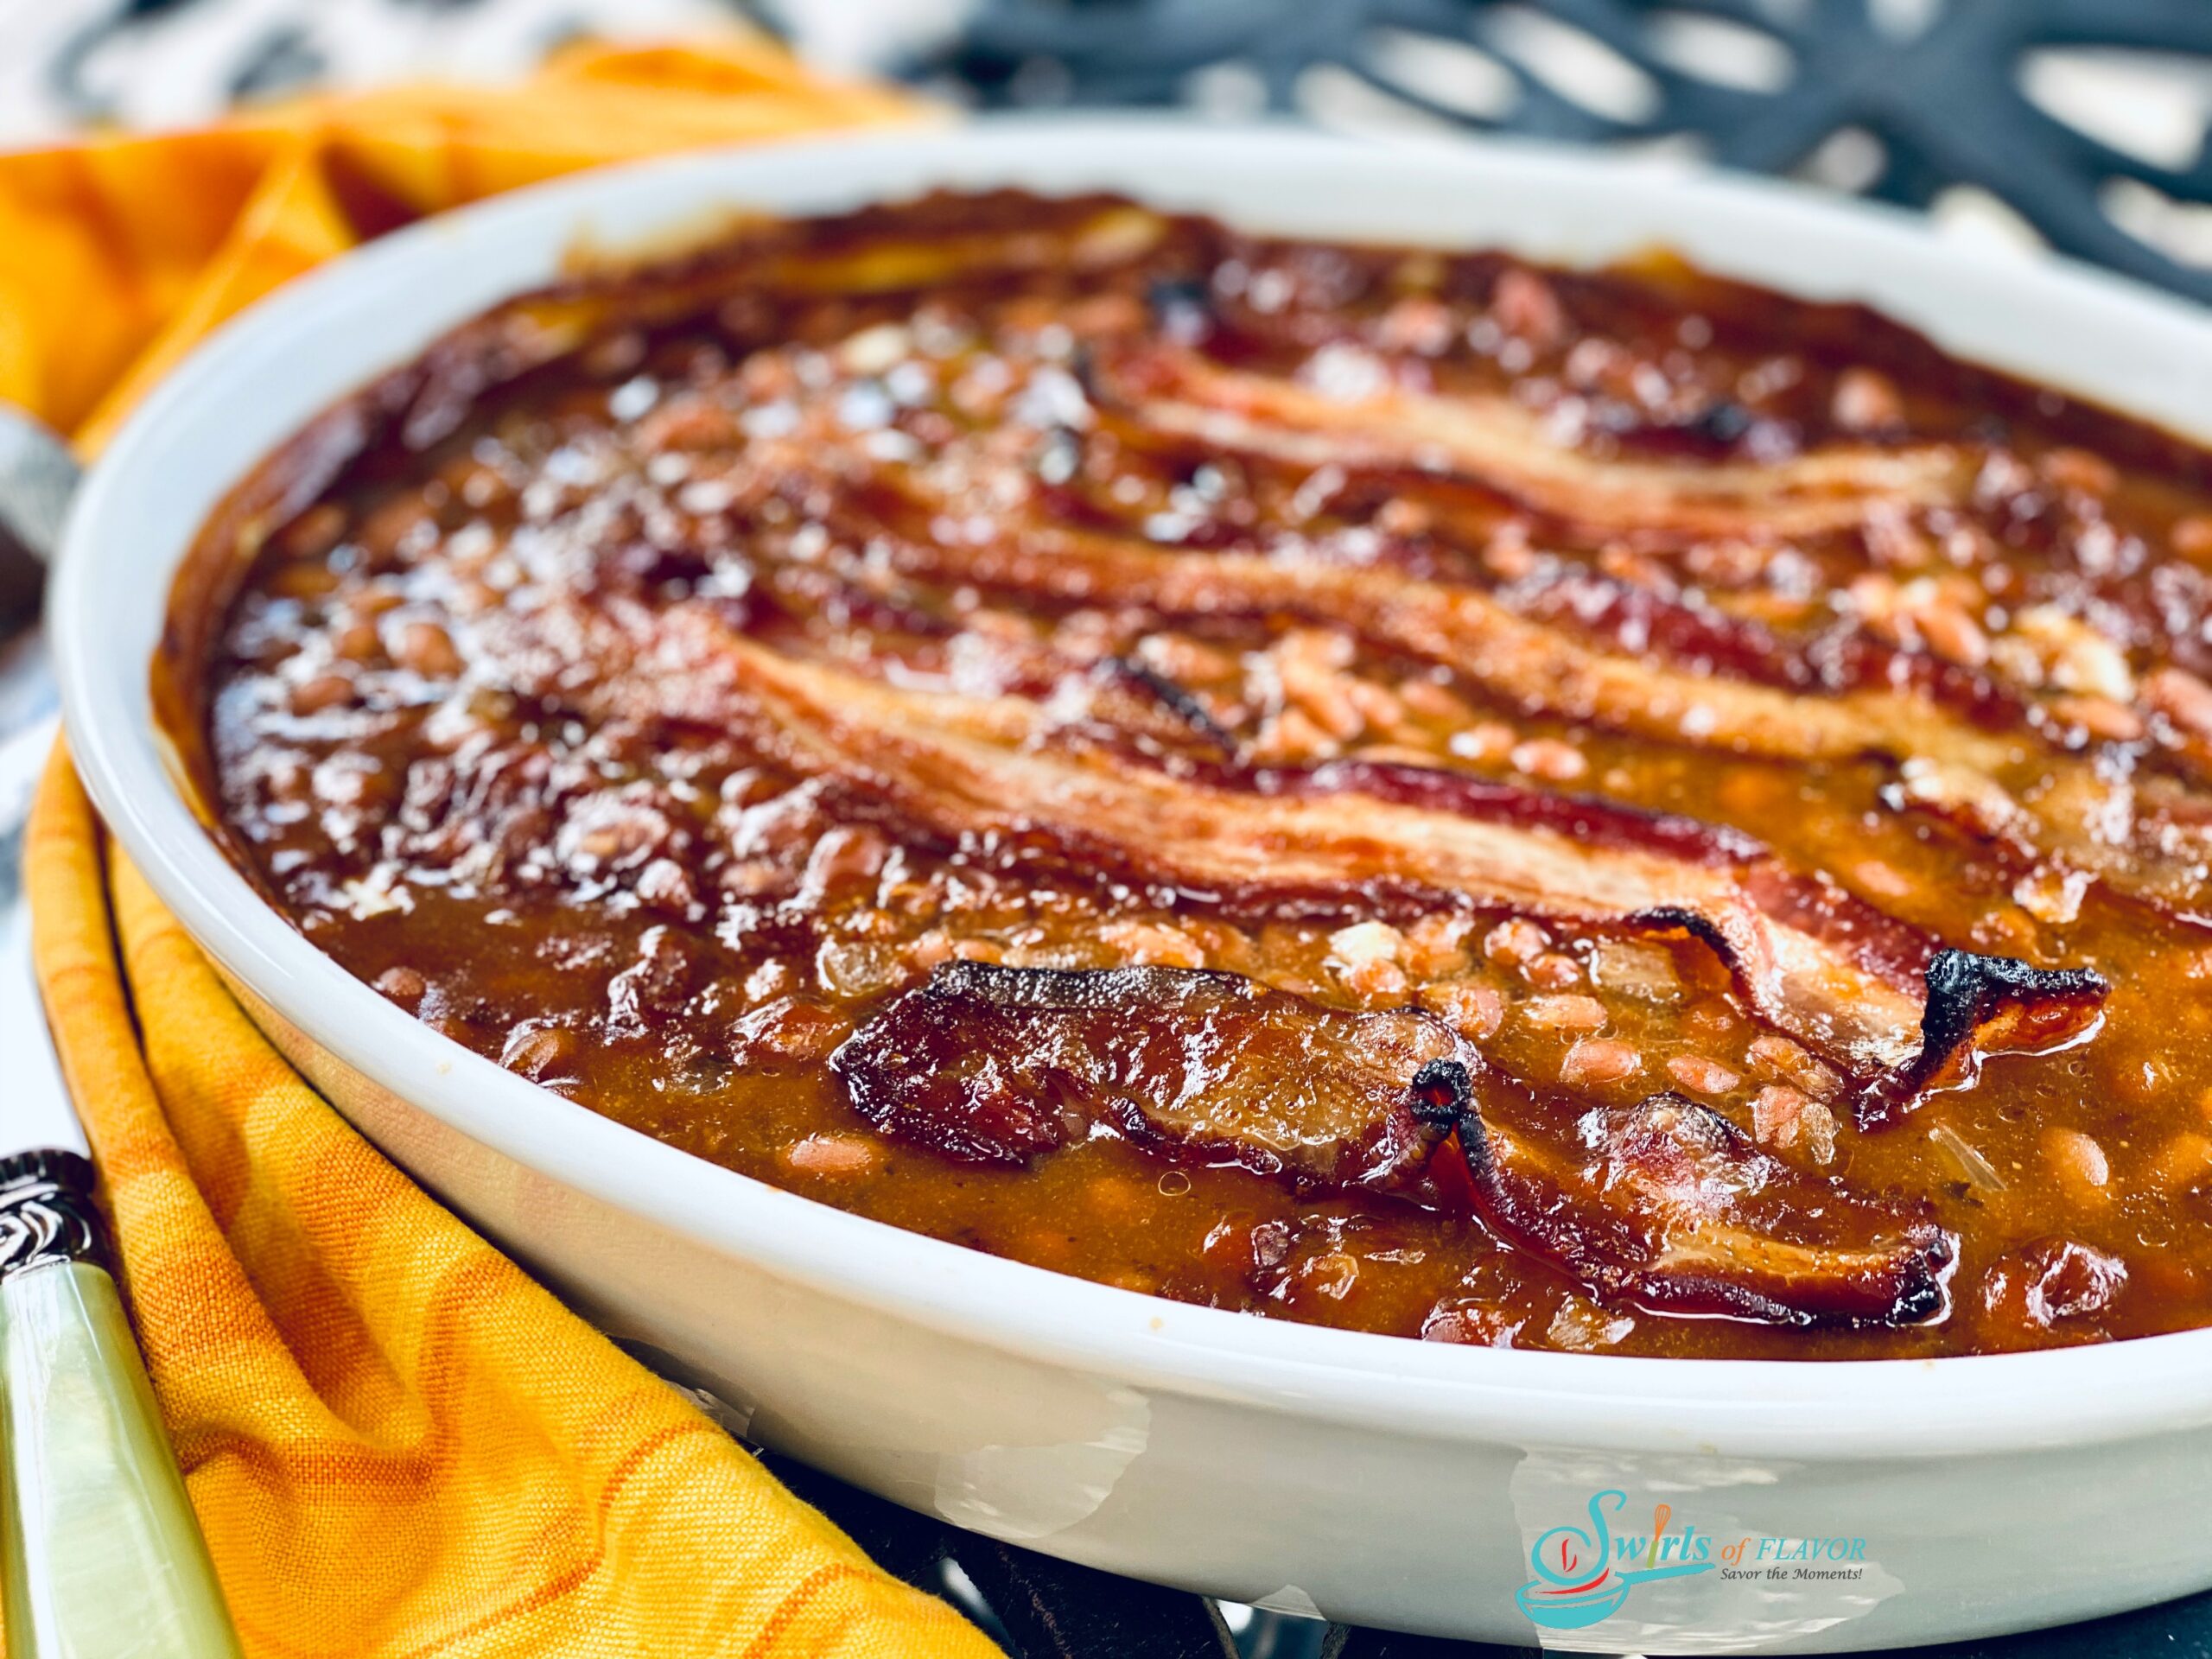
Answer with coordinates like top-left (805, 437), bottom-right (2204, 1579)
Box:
top-left (169, 191), bottom-right (2212, 1357)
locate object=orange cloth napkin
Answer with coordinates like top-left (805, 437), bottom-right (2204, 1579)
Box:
top-left (13, 38), bottom-right (996, 1659)
top-left (0, 35), bottom-right (920, 454)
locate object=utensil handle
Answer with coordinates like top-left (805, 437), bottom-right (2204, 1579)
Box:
top-left (0, 404), bottom-right (78, 622)
top-left (0, 404), bottom-right (79, 563)
top-left (0, 1157), bottom-right (242, 1658)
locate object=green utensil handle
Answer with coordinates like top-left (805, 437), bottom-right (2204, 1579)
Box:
top-left (0, 1154), bottom-right (242, 1658)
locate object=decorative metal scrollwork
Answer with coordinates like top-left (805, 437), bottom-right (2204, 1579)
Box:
top-left (0, 1148), bottom-right (107, 1280)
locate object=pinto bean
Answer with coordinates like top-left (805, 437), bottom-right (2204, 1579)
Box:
top-left (783, 1134), bottom-right (880, 1178)
top-left (1668, 1055), bottom-right (1741, 1096)
top-left (373, 965), bottom-right (427, 1007)
top-left (289, 673), bottom-right (355, 715)
top-left (2043, 1128), bottom-right (2110, 1207)
top-left (1523, 951), bottom-right (1583, 991)
top-left (2172, 513), bottom-right (2212, 563)
top-left (1747, 1034), bottom-right (1841, 1101)
top-left (277, 503), bottom-right (348, 561)
top-left (499, 1024), bottom-right (576, 1080)
top-left (2039, 447), bottom-right (2118, 498)
top-left (1491, 268), bottom-right (1567, 348)
top-left (392, 620), bottom-right (463, 679)
top-left (1483, 918), bottom-right (1551, 969)
top-left (1421, 980), bottom-right (1505, 1040)
top-left (1100, 918), bottom-right (1208, 969)
top-left (1832, 367), bottom-right (1904, 432)
top-left (2146, 666), bottom-right (2212, 743)
top-left (1522, 995), bottom-right (1608, 1033)
top-left (1560, 1038), bottom-right (1643, 1087)
top-left (2152, 1132), bottom-right (2212, 1194)
top-left (1510, 738), bottom-right (1587, 782)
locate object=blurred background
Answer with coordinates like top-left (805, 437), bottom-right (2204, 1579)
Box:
top-left (8, 0), bottom-right (2212, 300)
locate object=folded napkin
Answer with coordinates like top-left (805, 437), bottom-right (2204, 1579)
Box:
top-left (15, 37), bottom-right (995, 1659)
top-left (27, 753), bottom-right (996, 1656)
top-left (0, 35), bottom-right (918, 454)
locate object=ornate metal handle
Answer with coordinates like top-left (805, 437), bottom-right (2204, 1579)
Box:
top-left (0, 1150), bottom-right (106, 1277)
top-left (0, 1153), bottom-right (245, 1657)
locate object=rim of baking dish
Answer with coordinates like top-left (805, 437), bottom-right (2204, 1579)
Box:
top-left (55, 116), bottom-right (2212, 1460)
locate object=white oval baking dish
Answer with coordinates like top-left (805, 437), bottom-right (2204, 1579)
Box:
top-left (53, 118), bottom-right (2212, 1651)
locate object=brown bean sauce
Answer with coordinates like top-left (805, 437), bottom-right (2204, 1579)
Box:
top-left (163, 190), bottom-right (2212, 1358)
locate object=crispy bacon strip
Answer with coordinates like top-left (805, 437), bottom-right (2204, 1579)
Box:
top-left (802, 477), bottom-right (2212, 922)
top-left (1893, 757), bottom-right (2212, 920)
top-left (479, 596), bottom-right (2105, 1114)
top-left (830, 961), bottom-right (1469, 1186)
top-left (1092, 341), bottom-right (1975, 539)
top-left (828, 481), bottom-right (1971, 763)
top-left (1451, 1087), bottom-right (1954, 1325)
top-left (833, 963), bottom-right (1955, 1325)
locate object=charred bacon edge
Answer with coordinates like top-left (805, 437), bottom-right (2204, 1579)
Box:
top-left (969, 670), bottom-right (2104, 1112)
top-left (1858, 949), bottom-right (2111, 1128)
top-left (1099, 656), bottom-right (1240, 756)
top-left (829, 965), bottom-right (1061, 1166)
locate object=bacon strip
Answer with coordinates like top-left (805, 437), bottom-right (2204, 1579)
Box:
top-left (827, 480), bottom-right (1971, 764)
top-left (1450, 1087), bottom-right (1954, 1325)
top-left (830, 961), bottom-right (1468, 1186)
top-left (799, 476), bottom-right (2212, 923)
top-left (833, 963), bottom-right (1955, 1325)
top-left (1895, 757), bottom-right (2212, 920)
top-left (478, 596), bottom-right (2104, 1113)
top-left (1093, 341), bottom-right (1976, 539)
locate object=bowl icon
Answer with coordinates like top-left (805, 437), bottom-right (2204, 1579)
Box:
top-left (1516, 1574), bottom-right (1637, 1630)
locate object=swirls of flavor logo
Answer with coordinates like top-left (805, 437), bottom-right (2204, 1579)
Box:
top-left (1516, 1490), bottom-right (1714, 1630)
top-left (1516, 1491), bottom-right (1878, 1631)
